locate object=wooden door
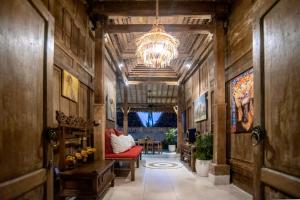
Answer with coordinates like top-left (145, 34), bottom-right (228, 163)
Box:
top-left (0, 0), bottom-right (54, 199)
top-left (253, 0), bottom-right (300, 199)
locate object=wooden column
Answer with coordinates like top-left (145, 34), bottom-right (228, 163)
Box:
top-left (94, 18), bottom-right (107, 160)
top-left (210, 19), bottom-right (230, 181)
top-left (177, 84), bottom-right (184, 152)
top-left (123, 85), bottom-right (128, 135)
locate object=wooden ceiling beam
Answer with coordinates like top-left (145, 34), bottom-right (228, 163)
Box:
top-left (128, 80), bottom-right (178, 86)
top-left (117, 103), bottom-right (177, 107)
top-left (104, 24), bottom-right (214, 33)
top-left (90, 1), bottom-right (229, 17)
top-left (128, 76), bottom-right (178, 82)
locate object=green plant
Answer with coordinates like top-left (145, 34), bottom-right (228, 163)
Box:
top-left (195, 133), bottom-right (213, 160)
top-left (165, 128), bottom-right (177, 145)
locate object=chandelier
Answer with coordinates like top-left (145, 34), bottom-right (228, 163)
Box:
top-left (136, 0), bottom-right (179, 68)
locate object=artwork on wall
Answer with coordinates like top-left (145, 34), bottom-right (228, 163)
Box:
top-left (194, 92), bottom-right (208, 122)
top-left (231, 68), bottom-right (254, 133)
top-left (106, 94), bottom-right (115, 121)
top-left (105, 80), bottom-right (116, 121)
top-left (62, 70), bottom-right (79, 102)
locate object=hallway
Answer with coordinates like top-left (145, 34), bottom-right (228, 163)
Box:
top-left (1, 0), bottom-right (300, 199)
top-left (104, 153), bottom-right (251, 200)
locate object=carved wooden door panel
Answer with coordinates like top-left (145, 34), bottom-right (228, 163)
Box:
top-left (0, 0), bottom-right (54, 199)
top-left (253, 0), bottom-right (300, 199)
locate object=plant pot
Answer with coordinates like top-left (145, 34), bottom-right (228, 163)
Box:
top-left (168, 144), bottom-right (176, 152)
top-left (195, 159), bottom-right (211, 177)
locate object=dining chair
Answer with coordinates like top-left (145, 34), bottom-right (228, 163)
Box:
top-left (137, 139), bottom-right (146, 153)
top-left (152, 141), bottom-right (162, 154)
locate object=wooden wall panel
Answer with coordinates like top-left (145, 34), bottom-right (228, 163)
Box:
top-left (78, 84), bottom-right (85, 118)
top-left (53, 67), bottom-right (61, 125)
top-left (226, 0), bottom-right (253, 68)
top-left (224, 0), bottom-right (267, 194)
top-left (49, 0), bottom-right (95, 127)
top-left (183, 51), bottom-right (213, 134)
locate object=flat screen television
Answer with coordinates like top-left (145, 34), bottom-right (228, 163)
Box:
top-left (187, 128), bottom-right (196, 143)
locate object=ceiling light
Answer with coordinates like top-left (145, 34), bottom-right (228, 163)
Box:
top-left (118, 63), bottom-right (124, 69)
top-left (136, 0), bottom-right (179, 68)
top-left (185, 63), bottom-right (191, 69)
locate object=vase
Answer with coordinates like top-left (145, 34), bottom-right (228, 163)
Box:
top-left (168, 145), bottom-right (176, 152)
top-left (195, 159), bottom-right (211, 177)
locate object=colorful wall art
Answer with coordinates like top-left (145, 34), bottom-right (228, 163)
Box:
top-left (231, 68), bottom-right (254, 133)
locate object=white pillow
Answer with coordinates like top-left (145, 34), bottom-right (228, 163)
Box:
top-left (110, 134), bottom-right (132, 153)
top-left (127, 134), bottom-right (136, 147)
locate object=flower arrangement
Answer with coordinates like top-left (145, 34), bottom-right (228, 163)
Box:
top-left (75, 152), bottom-right (82, 160)
top-left (65, 155), bottom-right (76, 168)
top-left (86, 147), bottom-right (96, 154)
top-left (64, 147), bottom-right (96, 168)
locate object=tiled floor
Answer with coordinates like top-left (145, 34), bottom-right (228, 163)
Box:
top-left (103, 153), bottom-right (252, 200)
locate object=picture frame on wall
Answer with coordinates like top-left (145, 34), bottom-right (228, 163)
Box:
top-left (62, 70), bottom-right (79, 102)
top-left (194, 92), bottom-right (208, 122)
top-left (230, 68), bottom-right (254, 133)
top-left (105, 79), bottom-right (116, 121)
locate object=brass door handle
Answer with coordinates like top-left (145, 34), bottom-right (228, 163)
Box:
top-left (251, 126), bottom-right (265, 146)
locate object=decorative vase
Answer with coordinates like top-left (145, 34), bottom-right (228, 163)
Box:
top-left (168, 144), bottom-right (176, 152)
top-left (195, 159), bottom-right (211, 177)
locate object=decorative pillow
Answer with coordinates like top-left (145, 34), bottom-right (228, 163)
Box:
top-left (110, 134), bottom-right (132, 153)
top-left (105, 129), bottom-right (116, 154)
top-left (127, 134), bottom-right (136, 147)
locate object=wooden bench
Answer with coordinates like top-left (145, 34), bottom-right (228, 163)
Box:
top-left (105, 128), bottom-right (143, 181)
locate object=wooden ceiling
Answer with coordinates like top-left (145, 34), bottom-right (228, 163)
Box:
top-left (117, 82), bottom-right (178, 112)
top-left (87, 0), bottom-right (229, 111)
top-left (105, 15), bottom-right (213, 79)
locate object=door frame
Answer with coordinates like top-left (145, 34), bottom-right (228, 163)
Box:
top-left (0, 0), bottom-right (54, 199)
top-left (253, 0), bottom-right (300, 199)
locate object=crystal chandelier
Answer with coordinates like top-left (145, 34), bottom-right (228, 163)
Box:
top-left (136, 0), bottom-right (179, 68)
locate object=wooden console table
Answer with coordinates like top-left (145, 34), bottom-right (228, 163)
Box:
top-left (59, 160), bottom-right (115, 200)
top-left (180, 144), bottom-right (196, 172)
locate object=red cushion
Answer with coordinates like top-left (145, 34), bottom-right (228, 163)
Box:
top-left (105, 146), bottom-right (143, 159)
top-left (105, 128), bottom-right (116, 154)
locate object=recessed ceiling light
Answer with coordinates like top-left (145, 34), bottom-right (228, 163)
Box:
top-left (119, 63), bottom-right (124, 69)
top-left (185, 63), bottom-right (191, 69)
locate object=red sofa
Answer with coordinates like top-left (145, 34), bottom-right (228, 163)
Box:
top-left (105, 128), bottom-right (143, 181)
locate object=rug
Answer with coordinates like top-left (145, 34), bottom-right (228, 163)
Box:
top-left (143, 161), bottom-right (183, 169)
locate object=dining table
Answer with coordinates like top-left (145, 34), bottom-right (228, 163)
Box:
top-left (135, 139), bottom-right (162, 154)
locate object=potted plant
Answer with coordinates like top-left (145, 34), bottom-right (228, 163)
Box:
top-left (195, 133), bottom-right (213, 176)
top-left (165, 128), bottom-right (177, 152)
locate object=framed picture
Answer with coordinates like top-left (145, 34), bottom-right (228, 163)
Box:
top-left (106, 94), bottom-right (115, 121)
top-left (230, 68), bottom-right (254, 133)
top-left (105, 79), bottom-right (116, 121)
top-left (62, 70), bottom-right (79, 102)
top-left (194, 92), bottom-right (208, 122)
